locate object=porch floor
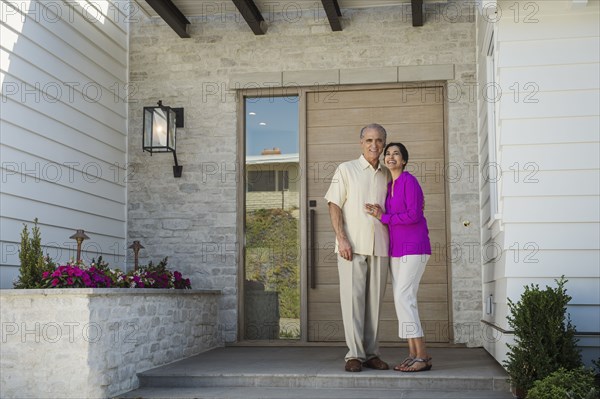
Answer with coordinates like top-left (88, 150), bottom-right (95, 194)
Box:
top-left (118, 346), bottom-right (513, 399)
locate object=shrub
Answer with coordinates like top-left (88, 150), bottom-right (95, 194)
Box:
top-left (245, 208), bottom-right (299, 319)
top-left (504, 277), bottom-right (582, 395)
top-left (527, 368), bottom-right (598, 399)
top-left (14, 219), bottom-right (55, 289)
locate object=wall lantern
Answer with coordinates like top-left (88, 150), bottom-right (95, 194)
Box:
top-left (143, 100), bottom-right (184, 178)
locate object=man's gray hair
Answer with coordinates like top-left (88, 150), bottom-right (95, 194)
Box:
top-left (360, 123), bottom-right (387, 141)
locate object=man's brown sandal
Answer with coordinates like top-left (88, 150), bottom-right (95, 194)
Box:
top-left (345, 359), bottom-right (362, 372)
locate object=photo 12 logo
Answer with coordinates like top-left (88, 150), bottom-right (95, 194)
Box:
top-left (1, 81), bottom-right (138, 105)
top-left (1, 321), bottom-right (139, 344)
top-left (1, 1), bottom-right (140, 25)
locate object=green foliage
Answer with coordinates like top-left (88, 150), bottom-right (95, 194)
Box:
top-left (245, 209), bottom-right (299, 319)
top-left (592, 358), bottom-right (600, 373)
top-left (90, 256), bottom-right (111, 272)
top-left (139, 257), bottom-right (169, 273)
top-left (504, 277), bottom-right (582, 394)
top-left (14, 218), bottom-right (54, 289)
top-left (109, 257), bottom-right (191, 289)
top-left (527, 368), bottom-right (598, 399)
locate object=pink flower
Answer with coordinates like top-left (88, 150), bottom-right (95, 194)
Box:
top-left (42, 271), bottom-right (49, 279)
top-left (51, 278), bottom-right (59, 287)
top-left (66, 278), bottom-right (73, 286)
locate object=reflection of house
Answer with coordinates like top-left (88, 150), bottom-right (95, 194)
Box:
top-left (246, 149), bottom-right (299, 211)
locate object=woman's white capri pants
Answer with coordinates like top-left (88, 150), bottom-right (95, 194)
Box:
top-left (390, 254), bottom-right (430, 339)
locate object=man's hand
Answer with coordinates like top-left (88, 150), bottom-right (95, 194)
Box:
top-left (337, 236), bottom-right (353, 261)
top-left (328, 202), bottom-right (353, 261)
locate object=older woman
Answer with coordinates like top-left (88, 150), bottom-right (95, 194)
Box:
top-left (365, 142), bottom-right (432, 372)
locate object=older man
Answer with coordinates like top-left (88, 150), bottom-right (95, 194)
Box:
top-left (325, 123), bottom-right (390, 372)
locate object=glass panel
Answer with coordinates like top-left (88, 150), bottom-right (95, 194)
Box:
top-left (152, 108), bottom-right (168, 150)
top-left (143, 108), bottom-right (153, 148)
top-left (168, 108), bottom-right (176, 151)
top-left (244, 96), bottom-right (300, 340)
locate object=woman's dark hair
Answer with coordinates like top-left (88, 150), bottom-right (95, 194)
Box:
top-left (384, 142), bottom-right (409, 165)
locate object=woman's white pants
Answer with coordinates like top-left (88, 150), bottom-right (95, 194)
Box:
top-left (390, 254), bottom-right (430, 339)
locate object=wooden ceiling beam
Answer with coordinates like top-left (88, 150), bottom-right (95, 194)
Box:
top-left (231, 0), bottom-right (267, 35)
top-left (321, 0), bottom-right (342, 31)
top-left (144, 0), bottom-right (190, 38)
top-left (411, 0), bottom-right (424, 27)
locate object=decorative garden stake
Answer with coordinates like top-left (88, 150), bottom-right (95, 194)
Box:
top-left (129, 240), bottom-right (144, 271)
top-left (69, 229), bottom-right (89, 263)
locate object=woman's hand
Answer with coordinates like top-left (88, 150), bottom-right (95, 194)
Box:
top-left (365, 203), bottom-right (383, 220)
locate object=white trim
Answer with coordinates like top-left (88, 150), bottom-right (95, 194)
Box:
top-left (246, 153), bottom-right (299, 165)
top-left (486, 33), bottom-right (500, 224)
top-left (486, 213), bottom-right (503, 230)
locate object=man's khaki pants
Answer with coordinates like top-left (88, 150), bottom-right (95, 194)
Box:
top-left (337, 254), bottom-right (389, 361)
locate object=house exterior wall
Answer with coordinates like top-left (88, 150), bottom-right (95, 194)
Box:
top-left (0, 0), bottom-right (129, 287)
top-left (477, 0), bottom-right (600, 365)
top-left (246, 162), bottom-right (300, 210)
top-left (128, 1), bottom-right (483, 344)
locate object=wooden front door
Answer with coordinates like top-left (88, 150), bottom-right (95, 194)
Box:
top-left (305, 86), bottom-right (450, 343)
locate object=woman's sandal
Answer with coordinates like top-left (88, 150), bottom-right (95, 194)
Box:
top-left (393, 356), bottom-right (415, 371)
top-left (399, 357), bottom-right (432, 372)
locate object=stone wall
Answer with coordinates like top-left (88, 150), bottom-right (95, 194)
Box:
top-left (127, 1), bottom-right (481, 344)
top-left (0, 289), bottom-right (222, 398)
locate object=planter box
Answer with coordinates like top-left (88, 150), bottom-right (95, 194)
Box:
top-left (0, 288), bottom-right (222, 398)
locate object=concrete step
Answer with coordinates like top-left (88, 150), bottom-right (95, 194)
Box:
top-left (136, 371), bottom-right (508, 391)
top-left (118, 347), bottom-right (513, 399)
top-left (118, 386), bottom-right (515, 399)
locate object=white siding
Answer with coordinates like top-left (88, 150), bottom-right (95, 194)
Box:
top-left (0, 0), bottom-right (129, 287)
top-left (478, 0), bottom-right (600, 366)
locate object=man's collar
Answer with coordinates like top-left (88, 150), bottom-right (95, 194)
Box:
top-left (359, 154), bottom-right (382, 171)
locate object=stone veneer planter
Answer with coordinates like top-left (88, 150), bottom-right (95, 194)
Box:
top-left (0, 288), bottom-right (222, 398)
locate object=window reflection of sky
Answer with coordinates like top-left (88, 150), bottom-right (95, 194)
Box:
top-left (245, 97), bottom-right (299, 156)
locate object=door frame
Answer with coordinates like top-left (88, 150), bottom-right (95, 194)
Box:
top-left (236, 82), bottom-right (453, 344)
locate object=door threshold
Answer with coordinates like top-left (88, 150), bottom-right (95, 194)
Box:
top-left (227, 341), bottom-right (467, 348)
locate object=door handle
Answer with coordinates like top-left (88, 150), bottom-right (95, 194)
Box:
top-left (309, 202), bottom-right (316, 289)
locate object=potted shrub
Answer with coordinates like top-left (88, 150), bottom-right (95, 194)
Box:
top-left (504, 277), bottom-right (582, 398)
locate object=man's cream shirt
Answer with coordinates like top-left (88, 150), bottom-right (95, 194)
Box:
top-left (325, 155), bottom-right (390, 257)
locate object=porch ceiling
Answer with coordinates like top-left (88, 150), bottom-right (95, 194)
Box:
top-left (138, 0), bottom-right (445, 37)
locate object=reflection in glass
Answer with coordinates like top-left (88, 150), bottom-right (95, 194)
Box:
top-left (244, 97), bottom-right (300, 340)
